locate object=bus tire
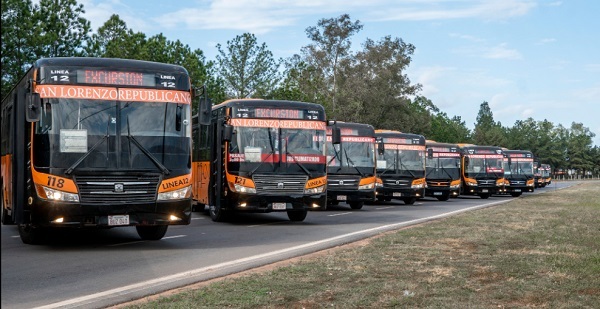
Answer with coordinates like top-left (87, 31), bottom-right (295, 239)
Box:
top-left (209, 204), bottom-right (229, 222)
top-left (136, 225), bottom-right (168, 240)
top-left (287, 210), bottom-right (307, 222)
top-left (510, 192), bottom-right (522, 197)
top-left (18, 224), bottom-right (45, 245)
top-left (403, 197), bottom-right (416, 205)
top-left (436, 195), bottom-right (450, 201)
top-left (1, 188), bottom-right (14, 225)
top-left (479, 193), bottom-right (490, 199)
top-left (191, 203), bottom-right (205, 212)
top-left (349, 201), bottom-right (364, 210)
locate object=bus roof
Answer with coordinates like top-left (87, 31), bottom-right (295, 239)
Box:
top-left (34, 57), bottom-right (189, 74)
top-left (212, 99), bottom-right (325, 111)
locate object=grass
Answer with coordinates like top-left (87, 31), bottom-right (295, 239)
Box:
top-left (121, 182), bottom-right (600, 308)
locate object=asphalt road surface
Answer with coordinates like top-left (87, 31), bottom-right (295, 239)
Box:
top-left (1, 182), bottom-right (573, 309)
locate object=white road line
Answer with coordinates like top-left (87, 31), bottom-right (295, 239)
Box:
top-left (33, 199), bottom-right (507, 309)
top-left (191, 217), bottom-right (205, 220)
top-left (107, 235), bottom-right (186, 246)
top-left (375, 206), bottom-right (394, 210)
top-left (328, 212), bottom-right (352, 217)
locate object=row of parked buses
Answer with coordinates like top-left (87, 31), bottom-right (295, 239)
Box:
top-left (0, 58), bottom-right (551, 244)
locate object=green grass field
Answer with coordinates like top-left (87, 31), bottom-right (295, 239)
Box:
top-left (120, 182), bottom-right (600, 308)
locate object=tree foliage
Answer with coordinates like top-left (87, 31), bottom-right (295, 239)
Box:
top-left (216, 33), bottom-right (280, 99)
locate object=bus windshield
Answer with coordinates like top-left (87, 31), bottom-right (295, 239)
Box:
top-left (503, 160), bottom-right (534, 176)
top-left (465, 156), bottom-right (503, 178)
top-left (33, 98), bottom-right (191, 172)
top-left (228, 126), bottom-right (326, 174)
top-left (326, 139), bottom-right (375, 168)
top-left (426, 156), bottom-right (460, 179)
top-left (377, 148), bottom-right (425, 176)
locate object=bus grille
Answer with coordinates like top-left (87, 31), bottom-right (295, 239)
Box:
top-left (382, 178), bottom-right (410, 189)
top-left (327, 175), bottom-right (360, 190)
top-left (427, 180), bottom-right (450, 187)
top-left (252, 174), bottom-right (308, 195)
top-left (477, 179), bottom-right (496, 187)
top-left (75, 174), bottom-right (160, 203)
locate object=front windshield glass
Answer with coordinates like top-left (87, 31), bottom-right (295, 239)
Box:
top-left (465, 155), bottom-right (503, 177)
top-left (227, 125), bottom-right (326, 174)
top-left (426, 155), bottom-right (460, 179)
top-left (505, 160), bottom-right (533, 176)
top-left (376, 146), bottom-right (425, 176)
top-left (326, 138), bottom-right (375, 168)
top-left (33, 98), bottom-right (191, 171)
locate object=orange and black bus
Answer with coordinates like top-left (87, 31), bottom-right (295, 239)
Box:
top-left (374, 130), bottom-right (426, 205)
top-left (425, 141), bottom-right (461, 201)
top-left (326, 122), bottom-right (376, 210)
top-left (192, 99), bottom-right (329, 222)
top-left (502, 149), bottom-right (535, 197)
top-left (1, 57), bottom-right (208, 244)
top-left (539, 163), bottom-right (552, 186)
top-left (457, 144), bottom-right (504, 199)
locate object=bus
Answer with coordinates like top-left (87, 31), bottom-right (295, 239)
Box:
top-left (326, 122), bottom-right (376, 210)
top-left (457, 144), bottom-right (504, 199)
top-left (502, 149), bottom-right (535, 197)
top-left (374, 130), bottom-right (426, 205)
top-left (1, 57), bottom-right (209, 244)
top-left (539, 163), bottom-right (552, 186)
top-left (425, 141), bottom-right (461, 201)
top-left (192, 99), bottom-right (330, 222)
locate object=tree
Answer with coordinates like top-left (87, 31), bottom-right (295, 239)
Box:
top-left (216, 33), bottom-right (280, 99)
top-left (1, 0), bottom-right (37, 98)
top-left (85, 14), bottom-right (146, 59)
top-left (303, 14), bottom-right (363, 114)
top-left (34, 0), bottom-right (91, 57)
top-left (472, 101), bottom-right (506, 146)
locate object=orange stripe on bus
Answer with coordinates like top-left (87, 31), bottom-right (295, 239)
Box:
top-left (35, 85), bottom-right (191, 104)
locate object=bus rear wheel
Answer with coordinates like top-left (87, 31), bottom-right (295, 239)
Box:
top-left (436, 195), bottom-right (450, 201)
top-left (136, 225), bottom-right (168, 240)
top-left (287, 210), bottom-right (307, 222)
top-left (349, 201), bottom-right (364, 210)
top-left (510, 192), bottom-right (522, 197)
top-left (479, 193), bottom-right (490, 199)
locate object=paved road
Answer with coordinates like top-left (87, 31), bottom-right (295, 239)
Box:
top-left (1, 182), bottom-right (573, 309)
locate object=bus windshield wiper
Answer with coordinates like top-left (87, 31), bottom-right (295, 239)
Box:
top-left (285, 139), bottom-right (312, 178)
top-left (344, 148), bottom-right (365, 177)
top-left (65, 117), bottom-right (112, 175)
top-left (398, 158), bottom-right (417, 178)
top-left (248, 129), bottom-right (276, 177)
top-left (125, 116), bottom-right (170, 175)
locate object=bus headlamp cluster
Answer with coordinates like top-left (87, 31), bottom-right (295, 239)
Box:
top-left (37, 185), bottom-right (79, 202)
top-left (233, 184), bottom-right (256, 194)
top-left (358, 183), bottom-right (375, 190)
top-left (304, 185), bottom-right (325, 194)
top-left (466, 180), bottom-right (478, 187)
top-left (411, 183), bottom-right (424, 189)
top-left (157, 186), bottom-right (191, 201)
top-left (450, 184), bottom-right (461, 190)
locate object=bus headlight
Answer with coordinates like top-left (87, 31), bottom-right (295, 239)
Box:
top-left (450, 184), bottom-right (461, 190)
top-left (233, 183), bottom-right (256, 194)
top-left (158, 186), bottom-right (192, 200)
top-left (36, 185), bottom-right (79, 202)
top-left (305, 185), bottom-right (325, 194)
top-left (411, 183), bottom-right (424, 189)
top-left (358, 183), bottom-right (375, 190)
top-left (466, 180), bottom-right (478, 187)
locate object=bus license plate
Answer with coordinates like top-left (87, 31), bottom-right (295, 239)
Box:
top-left (514, 189), bottom-right (521, 192)
top-left (481, 189), bottom-right (488, 193)
top-left (272, 203), bottom-right (286, 210)
top-left (393, 192), bottom-right (402, 197)
top-left (337, 195), bottom-right (347, 201)
top-left (108, 215), bottom-right (129, 226)
top-left (433, 192), bottom-right (442, 196)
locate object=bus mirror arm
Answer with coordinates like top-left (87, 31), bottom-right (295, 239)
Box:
top-left (332, 127), bottom-right (341, 145)
top-left (377, 141), bottom-right (385, 155)
top-left (26, 92), bottom-right (41, 122)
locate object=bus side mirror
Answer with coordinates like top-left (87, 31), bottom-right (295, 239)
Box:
top-left (175, 105), bottom-right (182, 131)
top-left (198, 96), bottom-right (211, 126)
top-left (507, 157), bottom-right (512, 166)
top-left (222, 124), bottom-right (233, 143)
top-left (377, 142), bottom-right (385, 155)
top-left (427, 148), bottom-right (433, 159)
top-left (332, 127), bottom-right (341, 145)
top-left (464, 156), bottom-right (469, 166)
top-left (26, 92), bottom-right (41, 122)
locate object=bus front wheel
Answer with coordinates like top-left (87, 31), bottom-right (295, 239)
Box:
top-left (480, 193), bottom-right (491, 199)
top-left (403, 197), bottom-right (417, 205)
top-left (209, 204), bottom-right (229, 222)
top-left (287, 210), bottom-right (307, 222)
top-left (18, 224), bottom-right (45, 245)
top-left (349, 201), bottom-right (364, 210)
top-left (136, 225), bottom-right (168, 240)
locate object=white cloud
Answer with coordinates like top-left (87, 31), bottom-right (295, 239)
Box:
top-left (449, 33), bottom-right (485, 43)
top-left (483, 43), bottom-right (522, 60)
top-left (536, 38), bottom-right (557, 45)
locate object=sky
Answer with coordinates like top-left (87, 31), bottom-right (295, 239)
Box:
top-left (76, 0), bottom-right (600, 146)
